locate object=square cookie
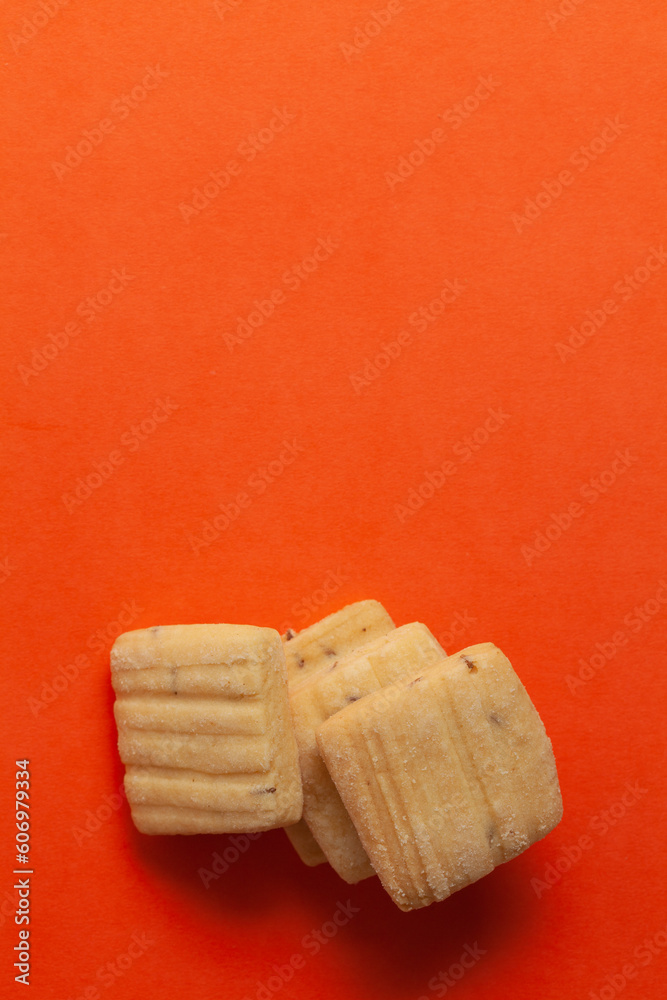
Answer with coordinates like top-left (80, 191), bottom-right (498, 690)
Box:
top-left (282, 599), bottom-right (394, 686)
top-left (291, 622), bottom-right (446, 882)
top-left (111, 624), bottom-right (302, 834)
top-left (317, 643), bottom-right (563, 909)
top-left (282, 599), bottom-right (394, 865)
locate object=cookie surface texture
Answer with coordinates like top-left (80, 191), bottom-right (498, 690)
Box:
top-left (291, 622), bottom-right (446, 882)
top-left (317, 643), bottom-right (563, 909)
top-left (111, 624), bottom-right (302, 835)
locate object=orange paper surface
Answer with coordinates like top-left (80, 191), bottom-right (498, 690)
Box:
top-left (2, 1), bottom-right (666, 997)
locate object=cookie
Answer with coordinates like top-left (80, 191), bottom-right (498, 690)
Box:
top-left (317, 643), bottom-right (563, 909)
top-left (111, 624), bottom-right (302, 834)
top-left (284, 819), bottom-right (327, 867)
top-left (280, 598), bottom-right (394, 867)
top-left (282, 600), bottom-right (394, 686)
top-left (291, 623), bottom-right (446, 882)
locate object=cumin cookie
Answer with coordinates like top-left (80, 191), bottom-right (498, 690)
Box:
top-left (291, 623), bottom-right (446, 882)
top-left (111, 624), bottom-right (302, 834)
top-left (318, 643), bottom-right (563, 909)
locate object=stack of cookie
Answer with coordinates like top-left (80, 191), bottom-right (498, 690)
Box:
top-left (110, 602), bottom-right (563, 911)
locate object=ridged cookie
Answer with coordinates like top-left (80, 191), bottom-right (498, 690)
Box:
top-left (281, 599), bottom-right (394, 867)
top-left (317, 643), bottom-right (562, 910)
top-left (282, 600), bottom-right (394, 686)
top-left (111, 624), bottom-right (302, 834)
top-left (291, 623), bottom-right (447, 882)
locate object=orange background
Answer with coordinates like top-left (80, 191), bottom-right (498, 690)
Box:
top-left (2, 1), bottom-right (666, 997)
